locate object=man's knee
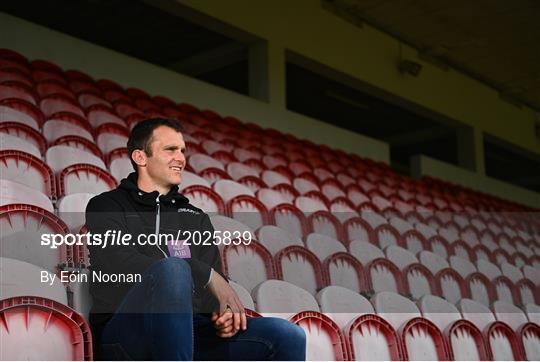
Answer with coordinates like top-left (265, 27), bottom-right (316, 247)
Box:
top-left (261, 318), bottom-right (306, 346)
top-left (281, 321), bottom-right (306, 347)
top-left (263, 318), bottom-right (306, 360)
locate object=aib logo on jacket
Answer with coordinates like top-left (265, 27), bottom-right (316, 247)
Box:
top-left (166, 239), bottom-right (191, 259)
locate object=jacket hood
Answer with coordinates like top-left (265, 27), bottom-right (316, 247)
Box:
top-left (119, 172), bottom-right (189, 205)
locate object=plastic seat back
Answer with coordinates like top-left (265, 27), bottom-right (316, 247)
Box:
top-left (256, 225), bottom-right (303, 256)
top-left (0, 179), bottom-right (53, 212)
top-left (275, 246), bottom-right (325, 295)
top-left (0, 257), bottom-right (67, 304)
top-left (305, 233), bottom-right (346, 262)
top-left (0, 150), bottom-right (55, 197)
top-left (0, 132), bottom-right (41, 157)
top-left (222, 242), bottom-right (275, 293)
top-left (57, 193), bottom-right (95, 232)
top-left (46, 145), bottom-right (106, 174)
top-left (1, 204), bottom-right (69, 272)
top-left (109, 157), bottom-right (132, 183)
top-left (252, 279), bottom-right (319, 319)
top-left (316, 286), bottom-right (373, 329)
top-left (348, 240), bottom-right (384, 265)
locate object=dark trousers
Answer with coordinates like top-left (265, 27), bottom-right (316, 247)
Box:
top-left (100, 258), bottom-right (306, 360)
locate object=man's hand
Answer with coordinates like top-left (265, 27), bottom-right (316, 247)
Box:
top-left (207, 272), bottom-right (247, 338)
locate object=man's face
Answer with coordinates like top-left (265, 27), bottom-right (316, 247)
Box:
top-left (145, 125), bottom-right (186, 188)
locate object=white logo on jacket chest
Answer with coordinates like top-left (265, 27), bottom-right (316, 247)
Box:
top-left (177, 207), bottom-right (200, 215)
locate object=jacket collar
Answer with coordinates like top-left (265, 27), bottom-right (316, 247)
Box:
top-left (120, 172), bottom-right (189, 206)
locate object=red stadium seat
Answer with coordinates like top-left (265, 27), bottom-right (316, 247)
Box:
top-left (0, 68), bottom-right (33, 86)
top-left (0, 204), bottom-right (69, 271)
top-left (372, 291), bottom-right (450, 360)
top-left (365, 258), bottom-right (406, 295)
top-left (323, 252), bottom-right (366, 294)
top-left (36, 79), bottom-right (75, 99)
top-left (0, 81), bottom-right (36, 104)
top-left (95, 123), bottom-right (129, 155)
top-left (114, 100), bottom-right (144, 119)
top-left (52, 136), bottom-right (102, 158)
top-left (275, 245), bottom-right (325, 295)
top-left (46, 145), bottom-right (106, 174)
top-left (40, 94), bottom-right (85, 118)
top-left (458, 298), bottom-right (524, 360)
top-left (493, 301), bottom-right (540, 361)
top-left (42, 112), bottom-right (94, 143)
top-left (0, 179), bottom-right (54, 212)
top-left (227, 195), bottom-right (270, 230)
top-left (0, 132), bottom-right (41, 158)
top-left (516, 278), bottom-right (540, 305)
top-left (493, 276), bottom-right (519, 305)
top-left (78, 91), bottom-right (110, 110)
top-left (290, 311), bottom-right (348, 361)
top-left (373, 224), bottom-right (401, 249)
top-left (86, 104), bottom-right (125, 128)
top-left (0, 296), bottom-right (93, 360)
top-left (0, 150), bottom-right (55, 197)
top-left (33, 68), bottom-right (67, 84)
top-left (221, 241), bottom-right (275, 293)
top-left (345, 313), bottom-right (403, 360)
top-left (435, 268), bottom-right (469, 304)
top-left (252, 279), bottom-right (319, 321)
top-left (0, 98), bottom-right (44, 130)
top-left (271, 204), bottom-right (309, 239)
top-left (466, 271), bottom-right (495, 307)
top-left (182, 185), bottom-right (225, 214)
top-left (0, 58), bottom-right (30, 75)
top-left (57, 164), bottom-right (117, 197)
top-left (0, 121), bottom-right (46, 155)
top-left (419, 295), bottom-right (490, 360)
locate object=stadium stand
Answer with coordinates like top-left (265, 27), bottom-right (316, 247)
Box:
top-left (1, 49), bottom-right (539, 361)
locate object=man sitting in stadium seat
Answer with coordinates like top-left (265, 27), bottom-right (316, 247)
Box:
top-left (85, 118), bottom-right (306, 360)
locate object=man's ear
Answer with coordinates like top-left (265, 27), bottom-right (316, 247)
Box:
top-left (132, 149), bottom-right (147, 167)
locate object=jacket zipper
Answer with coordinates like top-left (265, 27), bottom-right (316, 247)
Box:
top-left (155, 195), bottom-right (168, 258)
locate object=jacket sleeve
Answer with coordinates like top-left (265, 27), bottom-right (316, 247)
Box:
top-left (185, 213), bottom-right (225, 291)
top-left (85, 194), bottom-right (161, 276)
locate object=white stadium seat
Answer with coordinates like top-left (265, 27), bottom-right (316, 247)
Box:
top-left (57, 193), bottom-right (95, 232)
top-left (0, 150), bottom-right (55, 197)
top-left (222, 242), bottom-right (275, 293)
top-left (109, 157), bottom-right (132, 183)
top-left (348, 240), bottom-right (384, 265)
top-left (1, 204), bottom-right (69, 272)
top-left (316, 286), bottom-right (373, 329)
top-left (419, 294), bottom-right (489, 360)
top-left (45, 145), bottom-right (106, 174)
top-left (275, 245), bottom-right (325, 295)
top-left (305, 233), bottom-right (346, 262)
top-left (0, 179), bottom-right (54, 212)
top-left (458, 298), bottom-right (524, 360)
top-left (256, 225), bottom-right (303, 256)
top-left (0, 257), bottom-right (68, 304)
top-left (229, 281), bottom-right (255, 311)
top-left (253, 279), bottom-right (320, 319)
top-left (0, 132), bottom-right (41, 157)
top-left (372, 291), bottom-right (448, 360)
top-left (178, 171), bottom-right (211, 190)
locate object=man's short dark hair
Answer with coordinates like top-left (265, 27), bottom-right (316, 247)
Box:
top-left (127, 118), bottom-right (184, 170)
